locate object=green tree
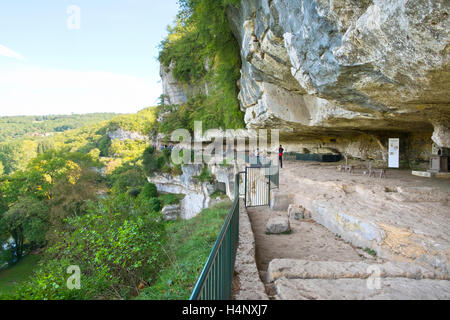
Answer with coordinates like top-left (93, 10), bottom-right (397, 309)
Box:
top-left (46, 167), bottom-right (104, 244)
top-left (88, 148), bottom-right (101, 161)
top-left (140, 183), bottom-right (158, 199)
top-left (0, 140), bottom-right (37, 174)
top-left (143, 146), bottom-right (160, 176)
top-left (15, 210), bottom-right (165, 300)
top-left (109, 165), bottom-right (147, 195)
top-left (0, 197), bottom-right (49, 260)
top-left (157, 0), bottom-right (244, 132)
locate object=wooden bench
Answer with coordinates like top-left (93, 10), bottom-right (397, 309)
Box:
top-left (363, 161), bottom-right (386, 178)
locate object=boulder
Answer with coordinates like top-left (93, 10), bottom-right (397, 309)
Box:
top-left (161, 204), bottom-right (181, 221)
top-left (288, 204), bottom-right (311, 220)
top-left (266, 216), bottom-right (291, 234)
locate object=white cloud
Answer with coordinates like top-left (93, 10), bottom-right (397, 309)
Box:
top-left (0, 44), bottom-right (25, 61)
top-left (0, 66), bottom-right (162, 116)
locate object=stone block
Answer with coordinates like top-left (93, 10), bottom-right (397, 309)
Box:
top-left (266, 216), bottom-right (291, 234)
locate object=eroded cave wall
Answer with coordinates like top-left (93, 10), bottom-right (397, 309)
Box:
top-left (160, 0), bottom-right (449, 164)
top-left (226, 0), bottom-right (449, 163)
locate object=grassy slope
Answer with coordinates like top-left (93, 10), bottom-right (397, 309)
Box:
top-left (0, 254), bottom-right (41, 297)
top-left (137, 200), bottom-right (232, 300)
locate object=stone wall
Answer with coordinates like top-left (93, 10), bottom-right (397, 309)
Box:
top-left (234, 200), bottom-right (269, 300)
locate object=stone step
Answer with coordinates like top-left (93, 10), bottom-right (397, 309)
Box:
top-left (274, 277), bottom-right (450, 300)
top-left (267, 259), bottom-right (449, 283)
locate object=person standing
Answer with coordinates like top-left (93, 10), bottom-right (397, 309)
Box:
top-left (279, 145), bottom-right (284, 168)
top-left (255, 148), bottom-right (260, 166)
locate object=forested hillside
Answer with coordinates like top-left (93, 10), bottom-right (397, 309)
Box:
top-left (0, 0), bottom-right (243, 301)
top-left (0, 109), bottom-right (157, 175)
top-left (0, 103), bottom-right (229, 300)
top-left (0, 113), bottom-right (117, 141)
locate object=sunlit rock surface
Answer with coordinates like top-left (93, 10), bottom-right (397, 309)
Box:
top-left (228, 0), bottom-right (449, 146)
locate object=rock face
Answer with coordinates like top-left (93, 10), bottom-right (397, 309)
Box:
top-left (288, 204), bottom-right (311, 220)
top-left (162, 204), bottom-right (181, 221)
top-left (160, 62), bottom-right (188, 105)
top-left (147, 164), bottom-right (215, 219)
top-left (268, 259), bottom-right (450, 300)
top-left (274, 277), bottom-right (450, 300)
top-left (228, 0), bottom-right (449, 131)
top-left (278, 162), bottom-right (450, 275)
top-left (148, 164), bottom-right (236, 219)
top-left (160, 61), bottom-right (208, 106)
top-left (225, 0), bottom-right (450, 160)
top-left (160, 0), bottom-right (449, 161)
top-left (267, 259), bottom-right (449, 283)
top-left (432, 123), bottom-right (450, 148)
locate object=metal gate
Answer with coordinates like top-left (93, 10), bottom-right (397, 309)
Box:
top-left (239, 161), bottom-right (280, 208)
top-left (245, 166), bottom-right (269, 207)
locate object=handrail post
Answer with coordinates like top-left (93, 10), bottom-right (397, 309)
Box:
top-left (234, 173), bottom-right (239, 201)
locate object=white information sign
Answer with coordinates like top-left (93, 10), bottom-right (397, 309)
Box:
top-left (388, 138), bottom-right (400, 168)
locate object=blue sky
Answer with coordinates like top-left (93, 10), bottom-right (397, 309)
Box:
top-left (0, 0), bottom-right (180, 116)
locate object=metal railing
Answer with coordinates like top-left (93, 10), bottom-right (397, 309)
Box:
top-left (189, 173), bottom-right (240, 300)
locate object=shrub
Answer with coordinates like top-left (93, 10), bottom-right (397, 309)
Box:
top-left (14, 210), bottom-right (165, 300)
top-left (157, 0), bottom-right (244, 132)
top-left (159, 194), bottom-right (184, 206)
top-left (128, 188), bottom-right (141, 198)
top-left (195, 166), bottom-right (214, 183)
top-left (143, 146), bottom-right (159, 176)
top-left (140, 183), bottom-right (158, 199)
top-left (137, 200), bottom-right (231, 300)
top-left (109, 165), bottom-right (147, 195)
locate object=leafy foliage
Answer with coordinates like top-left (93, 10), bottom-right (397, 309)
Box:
top-left (0, 197), bottom-right (49, 261)
top-left (158, 0), bottom-right (244, 132)
top-left (137, 201), bottom-right (231, 300)
top-left (158, 193), bottom-right (184, 207)
top-left (195, 165), bottom-right (214, 183)
top-left (14, 206), bottom-right (165, 300)
top-left (0, 140), bottom-right (37, 174)
top-left (109, 163), bottom-right (147, 195)
top-left (140, 183), bottom-right (158, 199)
top-left (106, 108), bottom-right (157, 135)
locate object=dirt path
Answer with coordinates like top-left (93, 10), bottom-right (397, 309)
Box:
top-left (276, 160), bottom-right (450, 273)
top-left (244, 161), bottom-right (450, 299)
top-left (247, 206), bottom-right (377, 273)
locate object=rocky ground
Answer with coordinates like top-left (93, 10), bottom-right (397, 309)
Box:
top-left (244, 160), bottom-right (450, 300)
